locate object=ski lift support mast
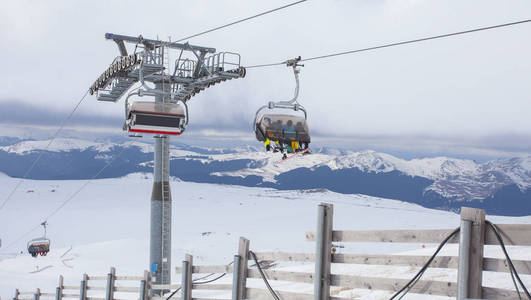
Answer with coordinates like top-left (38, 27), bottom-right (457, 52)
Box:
top-left (91, 33), bottom-right (246, 294)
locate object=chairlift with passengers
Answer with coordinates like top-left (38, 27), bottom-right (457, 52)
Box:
top-left (27, 222), bottom-right (50, 257)
top-left (254, 57), bottom-right (311, 151)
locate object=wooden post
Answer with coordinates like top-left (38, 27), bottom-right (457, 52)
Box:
top-left (79, 274), bottom-right (88, 300)
top-left (33, 288), bottom-right (40, 300)
top-left (181, 254), bottom-right (193, 300)
top-left (13, 289), bottom-right (19, 300)
top-left (105, 267), bottom-right (116, 300)
top-left (460, 207), bottom-right (485, 299)
top-left (140, 270), bottom-right (150, 300)
top-left (56, 275), bottom-right (64, 300)
top-left (237, 237), bottom-right (250, 300)
top-left (314, 203), bottom-right (333, 300)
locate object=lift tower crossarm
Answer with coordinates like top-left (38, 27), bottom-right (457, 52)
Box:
top-left (105, 33), bottom-right (216, 53)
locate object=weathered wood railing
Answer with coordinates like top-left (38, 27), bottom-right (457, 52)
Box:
top-left (13, 268), bottom-right (150, 300)
top-left (12, 203), bottom-right (531, 300)
top-left (304, 204), bottom-right (531, 299)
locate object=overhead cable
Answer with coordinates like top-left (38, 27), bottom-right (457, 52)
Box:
top-left (0, 140), bottom-right (137, 253)
top-left (245, 19), bottom-right (531, 68)
top-left (174, 0), bottom-right (307, 42)
top-left (0, 89), bottom-right (90, 210)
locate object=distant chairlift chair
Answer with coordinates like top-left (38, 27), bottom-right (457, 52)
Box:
top-left (27, 222), bottom-right (50, 257)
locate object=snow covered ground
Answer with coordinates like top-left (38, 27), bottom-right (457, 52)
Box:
top-left (0, 173), bottom-right (530, 299)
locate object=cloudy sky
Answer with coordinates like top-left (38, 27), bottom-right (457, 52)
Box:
top-left (0, 0), bottom-right (530, 159)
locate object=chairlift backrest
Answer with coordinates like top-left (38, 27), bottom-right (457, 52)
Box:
top-left (27, 237), bottom-right (50, 249)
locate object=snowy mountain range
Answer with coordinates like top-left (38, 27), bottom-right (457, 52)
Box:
top-left (0, 137), bottom-right (529, 216)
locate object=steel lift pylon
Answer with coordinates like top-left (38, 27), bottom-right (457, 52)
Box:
top-left (91, 33), bottom-right (246, 294)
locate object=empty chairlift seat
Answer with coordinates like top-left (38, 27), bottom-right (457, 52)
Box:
top-left (255, 114), bottom-right (310, 144)
top-left (126, 101), bottom-right (186, 135)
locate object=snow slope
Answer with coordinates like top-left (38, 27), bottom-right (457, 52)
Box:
top-left (0, 173), bottom-right (530, 298)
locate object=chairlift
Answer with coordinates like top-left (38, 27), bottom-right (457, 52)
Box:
top-left (254, 57), bottom-right (311, 150)
top-left (124, 100), bottom-right (188, 136)
top-left (27, 222), bottom-right (50, 257)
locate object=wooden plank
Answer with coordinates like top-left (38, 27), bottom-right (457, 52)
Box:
top-left (192, 298), bottom-right (230, 300)
top-left (150, 284), bottom-right (181, 290)
top-left (485, 224), bottom-right (531, 246)
top-left (332, 254), bottom-right (459, 269)
top-left (307, 229), bottom-right (459, 244)
top-left (86, 286), bottom-right (105, 291)
top-left (184, 254), bottom-right (193, 300)
top-left (18, 292), bottom-right (34, 295)
top-left (86, 297), bottom-right (105, 300)
top-left (238, 237), bottom-right (250, 300)
top-left (252, 252), bottom-right (315, 262)
top-left (246, 288), bottom-right (313, 300)
top-left (113, 286), bottom-right (139, 293)
top-left (39, 293), bottom-right (56, 297)
top-left (330, 274), bottom-right (457, 297)
top-left (247, 269), bottom-right (313, 284)
top-left (482, 286), bottom-right (521, 299)
top-left (114, 276), bottom-right (143, 281)
top-left (60, 294), bottom-right (80, 298)
top-left (192, 284), bottom-right (232, 290)
top-left (61, 286), bottom-right (78, 291)
top-left (86, 276), bottom-right (107, 281)
top-left (483, 257), bottom-right (531, 275)
top-left (193, 265), bottom-right (234, 274)
top-left (461, 207), bottom-right (485, 299)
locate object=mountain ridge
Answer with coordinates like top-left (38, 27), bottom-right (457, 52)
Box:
top-left (0, 137), bottom-right (529, 216)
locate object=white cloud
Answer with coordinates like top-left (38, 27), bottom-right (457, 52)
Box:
top-left (0, 0), bottom-right (530, 152)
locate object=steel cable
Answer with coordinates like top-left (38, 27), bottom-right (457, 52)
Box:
top-left (245, 19), bottom-right (531, 68)
top-left (0, 89), bottom-right (90, 210)
top-left (0, 140), bottom-right (137, 253)
top-left (174, 0), bottom-right (307, 43)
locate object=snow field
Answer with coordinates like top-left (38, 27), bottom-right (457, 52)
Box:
top-left (0, 173), bottom-right (530, 298)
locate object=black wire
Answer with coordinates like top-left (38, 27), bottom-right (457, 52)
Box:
top-left (193, 272), bottom-right (216, 282)
top-left (249, 250), bottom-right (281, 300)
top-left (0, 140), bottom-right (137, 254)
top-left (174, 0), bottom-right (308, 43)
top-left (193, 273), bottom-right (227, 284)
top-left (165, 287), bottom-right (181, 300)
top-left (245, 19), bottom-right (531, 69)
top-left (510, 267), bottom-right (523, 300)
top-left (486, 220), bottom-right (531, 299)
top-left (166, 260), bottom-right (234, 300)
top-left (390, 227), bottom-right (460, 299)
top-left (0, 89), bottom-right (90, 210)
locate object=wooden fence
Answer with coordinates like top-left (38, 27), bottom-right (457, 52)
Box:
top-left (12, 204), bottom-right (531, 300)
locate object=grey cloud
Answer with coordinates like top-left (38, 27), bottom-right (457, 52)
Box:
top-left (0, 100), bottom-right (122, 127)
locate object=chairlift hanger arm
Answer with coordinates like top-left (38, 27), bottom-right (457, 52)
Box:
top-left (270, 57), bottom-right (303, 106)
top-left (105, 33), bottom-right (216, 53)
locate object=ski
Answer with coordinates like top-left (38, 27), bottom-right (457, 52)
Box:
top-left (276, 148), bottom-right (310, 165)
